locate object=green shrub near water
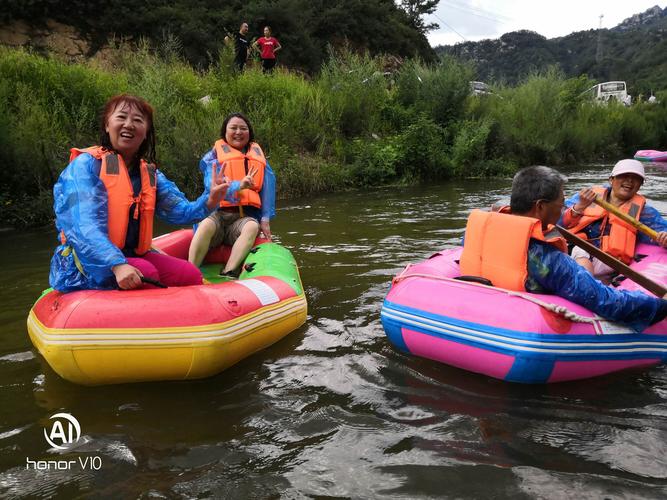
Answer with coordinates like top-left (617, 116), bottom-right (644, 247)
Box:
top-left (468, 68), bottom-right (667, 167)
top-left (1, 44), bottom-right (667, 228)
top-left (395, 56), bottom-right (473, 128)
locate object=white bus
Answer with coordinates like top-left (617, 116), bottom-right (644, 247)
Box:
top-left (585, 81), bottom-right (628, 104)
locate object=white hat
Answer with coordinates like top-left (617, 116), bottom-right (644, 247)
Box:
top-left (610, 159), bottom-right (645, 180)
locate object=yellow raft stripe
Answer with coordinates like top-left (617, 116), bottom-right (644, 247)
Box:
top-left (28, 295), bottom-right (306, 346)
top-left (28, 299), bottom-right (305, 347)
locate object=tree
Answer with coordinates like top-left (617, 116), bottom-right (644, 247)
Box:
top-left (2, 0), bottom-right (436, 72)
top-left (400, 0), bottom-right (439, 34)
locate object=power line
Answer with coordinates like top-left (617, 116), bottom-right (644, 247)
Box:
top-left (431, 12), bottom-right (467, 42)
top-left (431, 2), bottom-right (514, 44)
top-left (441, 0), bottom-right (513, 24)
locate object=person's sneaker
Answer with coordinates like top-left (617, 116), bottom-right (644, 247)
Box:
top-left (218, 269), bottom-right (239, 281)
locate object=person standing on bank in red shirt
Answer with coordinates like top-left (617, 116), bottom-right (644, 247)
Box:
top-left (254, 26), bottom-right (282, 74)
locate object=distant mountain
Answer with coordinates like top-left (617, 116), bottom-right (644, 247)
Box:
top-left (613, 5), bottom-right (665, 31)
top-left (436, 6), bottom-right (667, 95)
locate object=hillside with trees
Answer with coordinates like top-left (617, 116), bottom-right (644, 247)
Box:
top-left (436, 6), bottom-right (667, 96)
top-left (2, 3), bottom-right (667, 229)
top-left (0, 0), bottom-right (436, 72)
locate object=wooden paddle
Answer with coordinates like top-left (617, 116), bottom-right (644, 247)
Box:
top-left (593, 196), bottom-right (659, 240)
top-left (555, 225), bottom-right (666, 297)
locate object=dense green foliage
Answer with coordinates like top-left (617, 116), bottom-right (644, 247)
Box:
top-left (1, 0), bottom-right (435, 72)
top-left (436, 7), bottom-right (667, 97)
top-left (399, 0), bottom-right (439, 34)
top-left (1, 45), bottom-right (667, 228)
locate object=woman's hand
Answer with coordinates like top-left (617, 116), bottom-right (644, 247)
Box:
top-left (574, 187), bottom-right (597, 212)
top-left (112, 263), bottom-right (144, 290)
top-left (656, 231), bottom-right (667, 247)
top-left (260, 218), bottom-right (272, 240)
top-left (207, 161), bottom-right (230, 210)
top-left (239, 166), bottom-right (258, 190)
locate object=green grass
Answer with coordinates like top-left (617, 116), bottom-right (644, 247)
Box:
top-left (1, 45), bottom-right (667, 228)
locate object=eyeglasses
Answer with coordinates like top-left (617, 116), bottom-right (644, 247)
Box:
top-left (537, 198), bottom-right (565, 213)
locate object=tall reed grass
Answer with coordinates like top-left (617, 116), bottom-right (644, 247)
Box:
top-left (1, 44), bottom-right (666, 227)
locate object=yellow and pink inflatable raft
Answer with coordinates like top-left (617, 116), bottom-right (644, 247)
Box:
top-left (27, 230), bottom-right (307, 385)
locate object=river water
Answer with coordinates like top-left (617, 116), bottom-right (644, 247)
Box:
top-left (1, 165), bottom-right (667, 498)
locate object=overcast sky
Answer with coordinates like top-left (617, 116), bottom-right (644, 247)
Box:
top-left (426, 1), bottom-right (667, 47)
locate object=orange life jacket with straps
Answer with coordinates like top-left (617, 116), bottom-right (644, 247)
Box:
top-left (460, 208), bottom-right (567, 291)
top-left (66, 146), bottom-right (157, 255)
top-left (566, 186), bottom-right (645, 264)
top-left (214, 140), bottom-right (266, 209)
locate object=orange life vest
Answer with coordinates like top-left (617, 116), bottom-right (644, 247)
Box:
top-left (213, 140), bottom-right (266, 209)
top-left (460, 208), bottom-right (567, 291)
top-left (566, 186), bottom-right (645, 264)
top-left (67, 146), bottom-right (157, 255)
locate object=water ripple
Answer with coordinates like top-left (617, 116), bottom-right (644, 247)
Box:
top-left (3, 171), bottom-right (667, 497)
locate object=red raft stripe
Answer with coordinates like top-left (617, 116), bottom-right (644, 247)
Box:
top-left (32, 276), bottom-right (296, 330)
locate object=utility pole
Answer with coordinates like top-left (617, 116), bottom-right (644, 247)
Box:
top-left (596, 14), bottom-right (604, 63)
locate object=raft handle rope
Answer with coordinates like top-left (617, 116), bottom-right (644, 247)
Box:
top-left (393, 266), bottom-right (604, 332)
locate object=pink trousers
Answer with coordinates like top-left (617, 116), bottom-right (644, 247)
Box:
top-left (127, 252), bottom-right (202, 288)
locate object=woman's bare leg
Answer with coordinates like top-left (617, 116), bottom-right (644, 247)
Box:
top-left (188, 218), bottom-right (217, 267)
top-left (222, 220), bottom-right (259, 274)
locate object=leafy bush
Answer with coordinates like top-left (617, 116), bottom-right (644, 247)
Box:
top-left (395, 57), bottom-right (472, 128)
top-left (396, 116), bottom-right (452, 181)
top-left (2, 44), bottom-right (667, 228)
top-left (349, 137), bottom-right (401, 186)
top-left (318, 48), bottom-right (390, 138)
top-left (278, 152), bottom-right (352, 198)
top-left (451, 119), bottom-right (494, 176)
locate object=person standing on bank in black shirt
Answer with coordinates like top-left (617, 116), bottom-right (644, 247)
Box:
top-left (227, 22), bottom-right (250, 72)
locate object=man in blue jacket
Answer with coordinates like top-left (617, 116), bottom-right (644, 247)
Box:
top-left (463, 166), bottom-right (667, 332)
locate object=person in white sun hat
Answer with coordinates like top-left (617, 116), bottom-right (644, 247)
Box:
top-left (561, 159), bottom-right (667, 278)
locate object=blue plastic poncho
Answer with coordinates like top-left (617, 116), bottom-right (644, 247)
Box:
top-left (49, 152), bottom-right (215, 292)
top-left (526, 240), bottom-right (667, 332)
top-left (198, 147), bottom-right (276, 222)
top-left (563, 187), bottom-right (667, 246)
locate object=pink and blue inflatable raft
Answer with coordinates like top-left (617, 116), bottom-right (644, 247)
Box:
top-left (381, 301), bottom-right (667, 383)
top-left (634, 150), bottom-right (667, 162)
top-left (381, 246), bottom-right (667, 384)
